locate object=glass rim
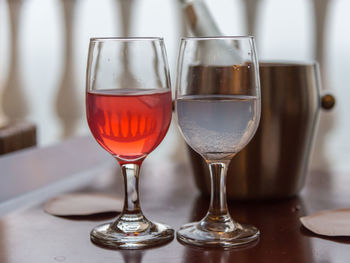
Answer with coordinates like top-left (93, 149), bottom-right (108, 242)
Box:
top-left (180, 36), bottom-right (254, 41)
top-left (90, 37), bottom-right (164, 42)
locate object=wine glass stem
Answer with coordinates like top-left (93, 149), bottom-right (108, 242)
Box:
top-left (110, 162), bottom-right (149, 233)
top-left (202, 160), bottom-right (233, 228)
top-left (122, 163), bottom-right (141, 214)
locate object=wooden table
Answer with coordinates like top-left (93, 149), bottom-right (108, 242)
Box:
top-left (0, 136), bottom-right (350, 263)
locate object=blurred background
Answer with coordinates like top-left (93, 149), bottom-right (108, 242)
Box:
top-left (0, 0), bottom-right (349, 173)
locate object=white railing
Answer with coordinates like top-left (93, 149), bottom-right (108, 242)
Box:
top-left (0, 0), bottom-right (346, 171)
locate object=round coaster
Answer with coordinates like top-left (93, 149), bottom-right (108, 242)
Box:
top-left (300, 208), bottom-right (350, 236)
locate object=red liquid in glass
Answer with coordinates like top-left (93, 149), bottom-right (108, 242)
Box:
top-left (86, 89), bottom-right (172, 164)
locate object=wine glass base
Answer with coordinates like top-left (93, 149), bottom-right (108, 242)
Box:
top-left (177, 221), bottom-right (259, 248)
top-left (91, 222), bottom-right (174, 249)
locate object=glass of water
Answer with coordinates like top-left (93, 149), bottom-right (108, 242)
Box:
top-left (175, 36), bottom-right (261, 248)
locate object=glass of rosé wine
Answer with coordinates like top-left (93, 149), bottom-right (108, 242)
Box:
top-left (86, 37), bottom-right (174, 249)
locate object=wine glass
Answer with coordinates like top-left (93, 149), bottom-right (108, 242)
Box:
top-left (86, 37), bottom-right (174, 249)
top-left (175, 36), bottom-right (261, 247)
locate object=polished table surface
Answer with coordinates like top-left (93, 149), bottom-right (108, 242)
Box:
top-left (1, 136), bottom-right (350, 263)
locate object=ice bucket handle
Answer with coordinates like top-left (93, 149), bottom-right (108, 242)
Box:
top-left (321, 93), bottom-right (335, 110)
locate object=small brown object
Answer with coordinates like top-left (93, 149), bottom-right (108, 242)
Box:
top-left (321, 94), bottom-right (336, 110)
top-left (0, 122), bottom-right (36, 155)
top-left (44, 193), bottom-right (124, 216)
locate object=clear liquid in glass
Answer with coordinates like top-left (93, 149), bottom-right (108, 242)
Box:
top-left (176, 95), bottom-right (259, 160)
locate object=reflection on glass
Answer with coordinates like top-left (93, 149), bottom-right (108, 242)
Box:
top-left (182, 195), bottom-right (313, 262)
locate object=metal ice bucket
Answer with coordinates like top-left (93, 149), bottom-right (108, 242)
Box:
top-left (188, 62), bottom-right (335, 200)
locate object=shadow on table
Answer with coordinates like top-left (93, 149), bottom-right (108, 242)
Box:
top-left (119, 250), bottom-right (144, 263)
top-left (93, 238), bottom-right (174, 263)
top-left (300, 225), bottom-right (350, 244)
top-left (89, 227), bottom-right (174, 263)
top-left (58, 212), bottom-right (119, 222)
top-left (180, 194), bottom-right (316, 263)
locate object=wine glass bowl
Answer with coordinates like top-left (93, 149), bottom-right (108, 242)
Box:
top-left (86, 37), bottom-right (174, 249)
top-left (86, 88), bottom-right (172, 164)
top-left (175, 36), bottom-right (261, 248)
